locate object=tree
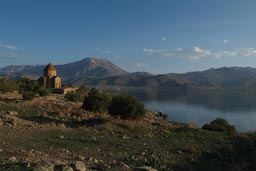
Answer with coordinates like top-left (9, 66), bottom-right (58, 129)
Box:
top-left (82, 88), bottom-right (112, 113)
top-left (202, 117), bottom-right (236, 133)
top-left (18, 78), bottom-right (39, 93)
top-left (108, 94), bottom-right (146, 119)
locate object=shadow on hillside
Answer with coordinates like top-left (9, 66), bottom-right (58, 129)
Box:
top-left (172, 135), bottom-right (256, 171)
top-left (0, 162), bottom-right (34, 171)
top-left (20, 115), bottom-right (108, 128)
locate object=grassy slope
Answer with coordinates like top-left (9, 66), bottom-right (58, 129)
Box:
top-left (0, 95), bottom-right (255, 171)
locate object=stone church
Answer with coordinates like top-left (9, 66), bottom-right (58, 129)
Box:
top-left (38, 63), bottom-right (61, 89)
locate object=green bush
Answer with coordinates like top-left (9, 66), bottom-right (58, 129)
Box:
top-left (22, 91), bottom-right (36, 100)
top-left (162, 114), bottom-right (169, 121)
top-left (18, 78), bottom-right (39, 93)
top-left (202, 117), bottom-right (236, 133)
top-left (38, 87), bottom-right (51, 96)
top-left (108, 94), bottom-right (146, 119)
top-left (82, 88), bottom-right (112, 113)
top-left (0, 78), bottom-right (18, 92)
top-left (65, 91), bottom-right (84, 102)
top-left (65, 86), bottom-right (87, 102)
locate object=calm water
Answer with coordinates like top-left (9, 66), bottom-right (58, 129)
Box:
top-left (108, 88), bottom-right (256, 132)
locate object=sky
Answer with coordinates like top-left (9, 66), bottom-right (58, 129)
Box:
top-left (1, 0), bottom-right (256, 74)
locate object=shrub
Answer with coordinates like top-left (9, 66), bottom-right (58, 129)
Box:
top-left (108, 94), bottom-right (145, 119)
top-left (0, 78), bottom-right (18, 92)
top-left (82, 88), bottom-right (112, 113)
top-left (65, 91), bottom-right (84, 102)
top-left (162, 114), bottom-right (169, 121)
top-left (65, 86), bottom-right (88, 102)
top-left (38, 87), bottom-right (51, 96)
top-left (22, 91), bottom-right (36, 100)
top-left (18, 78), bottom-right (39, 93)
top-left (202, 117), bottom-right (236, 133)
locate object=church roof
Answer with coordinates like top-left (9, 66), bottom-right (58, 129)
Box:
top-left (44, 63), bottom-right (56, 71)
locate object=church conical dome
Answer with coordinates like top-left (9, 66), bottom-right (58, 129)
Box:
top-left (44, 63), bottom-right (56, 71)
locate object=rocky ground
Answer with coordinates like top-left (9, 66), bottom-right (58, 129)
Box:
top-left (0, 92), bottom-right (255, 171)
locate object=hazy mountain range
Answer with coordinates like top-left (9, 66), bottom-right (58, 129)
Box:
top-left (1, 57), bottom-right (256, 90)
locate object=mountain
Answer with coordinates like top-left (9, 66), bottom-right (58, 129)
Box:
top-left (0, 57), bottom-right (129, 81)
top-left (73, 66), bottom-right (256, 90)
top-left (1, 57), bottom-right (256, 90)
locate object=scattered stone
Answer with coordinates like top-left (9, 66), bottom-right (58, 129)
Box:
top-left (58, 165), bottom-right (73, 171)
top-left (177, 150), bottom-right (183, 154)
top-left (8, 156), bottom-right (17, 162)
top-left (58, 123), bottom-right (66, 129)
top-left (7, 111), bottom-right (18, 115)
top-left (26, 162), bottom-right (31, 168)
top-left (33, 166), bottom-right (52, 171)
top-left (134, 166), bottom-right (158, 171)
top-left (59, 135), bottom-right (65, 139)
top-left (78, 155), bottom-right (85, 161)
top-left (64, 149), bottom-right (70, 153)
top-left (120, 162), bottom-right (130, 169)
top-left (71, 161), bottom-right (86, 171)
top-left (0, 148), bottom-right (3, 152)
top-left (33, 163), bottom-right (54, 171)
top-left (94, 158), bottom-right (98, 163)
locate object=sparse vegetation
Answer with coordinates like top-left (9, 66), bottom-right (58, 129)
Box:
top-left (0, 91), bottom-right (255, 171)
top-left (202, 117), bottom-right (237, 133)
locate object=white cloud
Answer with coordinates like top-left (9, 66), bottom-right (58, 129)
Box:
top-left (0, 53), bottom-right (19, 60)
top-left (144, 48), bottom-right (169, 53)
top-left (0, 44), bottom-right (17, 50)
top-left (95, 48), bottom-right (100, 51)
top-left (144, 47), bottom-right (256, 61)
top-left (161, 37), bottom-right (166, 41)
top-left (223, 39), bottom-right (229, 43)
top-left (131, 62), bottom-right (145, 68)
top-left (105, 50), bottom-right (112, 53)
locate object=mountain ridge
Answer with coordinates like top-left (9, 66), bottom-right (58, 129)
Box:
top-left (1, 57), bottom-right (256, 90)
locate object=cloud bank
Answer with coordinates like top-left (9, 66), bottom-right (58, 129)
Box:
top-left (144, 47), bottom-right (256, 61)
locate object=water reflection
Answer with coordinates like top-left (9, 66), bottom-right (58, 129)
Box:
top-left (106, 88), bottom-right (256, 132)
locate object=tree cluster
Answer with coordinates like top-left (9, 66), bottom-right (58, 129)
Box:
top-left (0, 77), bottom-right (51, 100)
top-left (82, 88), bottom-right (146, 119)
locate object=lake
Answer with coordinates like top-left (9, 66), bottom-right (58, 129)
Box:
top-left (108, 88), bottom-right (256, 132)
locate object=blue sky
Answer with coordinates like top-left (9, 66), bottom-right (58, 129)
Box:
top-left (1, 0), bottom-right (256, 74)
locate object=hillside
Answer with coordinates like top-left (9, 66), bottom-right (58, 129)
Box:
top-left (0, 93), bottom-right (255, 171)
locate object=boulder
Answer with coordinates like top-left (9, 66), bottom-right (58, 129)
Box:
top-left (71, 161), bottom-right (86, 171)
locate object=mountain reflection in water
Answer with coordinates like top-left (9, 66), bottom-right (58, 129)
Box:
top-left (106, 88), bottom-right (256, 132)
